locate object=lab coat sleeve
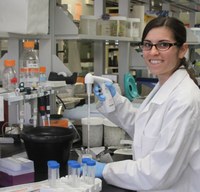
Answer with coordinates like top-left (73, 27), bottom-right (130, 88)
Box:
top-left (102, 99), bottom-right (200, 191)
top-left (96, 92), bottom-right (138, 138)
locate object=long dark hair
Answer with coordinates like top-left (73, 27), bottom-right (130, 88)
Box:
top-left (142, 17), bottom-right (198, 85)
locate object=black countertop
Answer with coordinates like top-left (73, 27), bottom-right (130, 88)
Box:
top-left (0, 141), bottom-right (136, 192)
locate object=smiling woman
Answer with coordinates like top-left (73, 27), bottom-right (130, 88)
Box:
top-left (93, 16), bottom-right (200, 192)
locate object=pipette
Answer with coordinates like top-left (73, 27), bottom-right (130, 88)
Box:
top-left (84, 73), bottom-right (115, 153)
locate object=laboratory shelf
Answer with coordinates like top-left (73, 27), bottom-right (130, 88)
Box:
top-left (0, 32), bottom-right (50, 40)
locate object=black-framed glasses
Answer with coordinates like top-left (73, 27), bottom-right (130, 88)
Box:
top-left (139, 41), bottom-right (179, 51)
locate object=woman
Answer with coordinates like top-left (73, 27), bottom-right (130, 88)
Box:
top-left (94, 17), bottom-right (200, 191)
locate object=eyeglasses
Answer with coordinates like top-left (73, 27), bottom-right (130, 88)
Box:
top-left (139, 41), bottom-right (179, 51)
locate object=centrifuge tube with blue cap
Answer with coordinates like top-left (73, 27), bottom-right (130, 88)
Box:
top-left (81, 157), bottom-right (91, 182)
top-left (67, 160), bottom-right (77, 184)
top-left (71, 161), bottom-right (81, 188)
top-left (86, 159), bottom-right (96, 185)
top-left (47, 160), bottom-right (60, 188)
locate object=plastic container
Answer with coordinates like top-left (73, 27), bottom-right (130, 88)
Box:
top-left (81, 117), bottom-right (103, 147)
top-left (79, 15), bottom-right (98, 35)
top-left (20, 41), bottom-right (39, 88)
top-left (48, 160), bottom-right (60, 188)
top-left (110, 16), bottom-right (127, 37)
top-left (126, 18), bottom-right (140, 39)
top-left (190, 27), bottom-right (200, 42)
top-left (20, 126), bottom-right (75, 181)
top-left (39, 66), bottom-right (47, 86)
top-left (86, 159), bottom-right (96, 185)
top-left (70, 162), bottom-right (81, 188)
top-left (103, 118), bottom-right (125, 147)
top-left (2, 59), bottom-right (17, 91)
top-left (97, 19), bottom-right (111, 36)
top-left (81, 157), bottom-right (91, 182)
top-left (0, 157), bottom-right (34, 187)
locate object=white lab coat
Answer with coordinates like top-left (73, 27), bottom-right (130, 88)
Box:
top-left (97, 69), bottom-right (200, 192)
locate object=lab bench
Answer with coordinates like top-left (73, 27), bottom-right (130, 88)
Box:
top-left (0, 141), bottom-right (136, 192)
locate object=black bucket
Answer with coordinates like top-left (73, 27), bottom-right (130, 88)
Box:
top-left (20, 126), bottom-right (75, 181)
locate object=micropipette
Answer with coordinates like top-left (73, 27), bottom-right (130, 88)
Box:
top-left (84, 73), bottom-right (115, 153)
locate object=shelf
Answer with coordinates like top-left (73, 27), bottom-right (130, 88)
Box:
top-left (0, 32), bottom-right (50, 40)
top-left (55, 34), bottom-right (138, 42)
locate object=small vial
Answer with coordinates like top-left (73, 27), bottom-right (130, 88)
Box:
top-left (67, 160), bottom-right (77, 184)
top-left (71, 162), bottom-right (81, 188)
top-left (86, 159), bottom-right (96, 185)
top-left (47, 160), bottom-right (60, 188)
top-left (81, 157), bottom-right (91, 182)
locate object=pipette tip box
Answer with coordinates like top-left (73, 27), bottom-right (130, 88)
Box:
top-left (0, 156), bottom-right (34, 186)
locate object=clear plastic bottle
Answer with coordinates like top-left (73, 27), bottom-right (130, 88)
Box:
top-left (39, 66), bottom-right (47, 86)
top-left (20, 41), bottom-right (39, 88)
top-left (2, 59), bottom-right (17, 91)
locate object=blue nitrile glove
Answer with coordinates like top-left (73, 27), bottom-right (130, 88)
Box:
top-left (93, 84), bottom-right (106, 102)
top-left (105, 82), bottom-right (116, 97)
top-left (93, 82), bottom-right (116, 102)
top-left (95, 161), bottom-right (106, 178)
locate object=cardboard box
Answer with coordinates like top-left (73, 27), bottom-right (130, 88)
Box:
top-left (0, 0), bottom-right (49, 34)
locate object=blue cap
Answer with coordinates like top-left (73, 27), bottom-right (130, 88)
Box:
top-left (67, 160), bottom-right (77, 166)
top-left (48, 161), bottom-right (60, 169)
top-left (86, 160), bottom-right (96, 166)
top-left (71, 162), bottom-right (81, 169)
top-left (47, 160), bottom-right (58, 167)
top-left (82, 158), bottom-right (91, 164)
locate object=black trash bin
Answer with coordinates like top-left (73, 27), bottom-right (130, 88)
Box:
top-left (20, 126), bottom-right (75, 181)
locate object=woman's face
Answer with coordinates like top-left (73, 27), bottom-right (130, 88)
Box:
top-left (142, 26), bottom-right (188, 84)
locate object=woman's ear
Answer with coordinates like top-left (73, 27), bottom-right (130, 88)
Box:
top-left (179, 43), bottom-right (188, 59)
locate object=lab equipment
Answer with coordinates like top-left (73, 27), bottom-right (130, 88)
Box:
top-left (2, 59), bottom-right (17, 91)
top-left (20, 41), bottom-right (39, 88)
top-left (21, 126), bottom-right (75, 181)
top-left (47, 160), bottom-right (60, 188)
top-left (126, 18), bottom-right (140, 40)
top-left (38, 95), bottom-right (46, 126)
top-left (0, 157), bottom-right (34, 187)
top-left (85, 73), bottom-right (115, 113)
top-left (86, 159), bottom-right (96, 185)
top-left (81, 157), bottom-right (91, 182)
top-left (67, 160), bottom-right (77, 185)
top-left (70, 161), bottom-right (81, 188)
top-left (39, 66), bottom-right (47, 85)
top-left (103, 118), bottom-right (125, 147)
top-left (124, 73), bottom-right (139, 101)
top-left (81, 117), bottom-right (103, 147)
top-left (110, 16), bottom-right (127, 37)
top-left (45, 93), bottom-right (51, 126)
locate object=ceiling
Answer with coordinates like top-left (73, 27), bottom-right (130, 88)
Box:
top-left (106, 0), bottom-right (200, 12)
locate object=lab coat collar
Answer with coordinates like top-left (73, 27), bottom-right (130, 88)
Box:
top-left (151, 69), bottom-right (188, 104)
top-left (139, 69), bottom-right (188, 111)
